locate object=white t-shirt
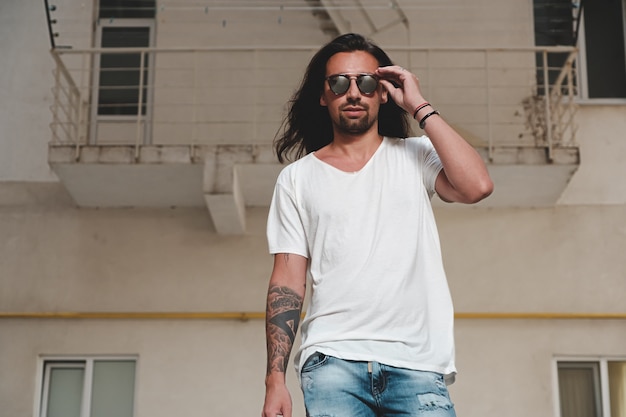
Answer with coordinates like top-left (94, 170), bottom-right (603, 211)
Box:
top-left (267, 136), bottom-right (456, 383)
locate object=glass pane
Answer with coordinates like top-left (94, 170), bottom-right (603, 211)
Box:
top-left (533, 0), bottom-right (574, 46)
top-left (584, 0), bottom-right (626, 98)
top-left (558, 362), bottom-right (601, 417)
top-left (99, 0), bottom-right (156, 19)
top-left (98, 27), bottom-right (150, 116)
top-left (609, 361), bottom-right (626, 417)
top-left (90, 360), bottom-right (136, 417)
top-left (46, 366), bottom-right (85, 417)
top-left (532, 0), bottom-right (576, 96)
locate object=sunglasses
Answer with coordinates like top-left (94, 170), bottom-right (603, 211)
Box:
top-left (325, 73), bottom-right (379, 95)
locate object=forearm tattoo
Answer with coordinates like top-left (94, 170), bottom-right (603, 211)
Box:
top-left (266, 285), bottom-right (303, 375)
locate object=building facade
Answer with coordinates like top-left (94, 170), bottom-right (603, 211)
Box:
top-left (1, 1), bottom-right (625, 417)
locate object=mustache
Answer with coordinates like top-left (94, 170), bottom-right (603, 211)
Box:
top-left (340, 100), bottom-right (369, 111)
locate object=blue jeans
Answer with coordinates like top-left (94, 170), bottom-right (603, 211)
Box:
top-left (300, 353), bottom-right (456, 417)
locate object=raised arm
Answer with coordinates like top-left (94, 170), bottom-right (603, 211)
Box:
top-left (377, 66), bottom-right (494, 204)
top-left (263, 253), bottom-right (308, 417)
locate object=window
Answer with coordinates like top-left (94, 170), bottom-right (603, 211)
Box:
top-left (96, 24), bottom-right (151, 116)
top-left (578, 0), bottom-right (626, 99)
top-left (533, 0), bottom-right (626, 100)
top-left (533, 0), bottom-right (575, 95)
top-left (90, 1), bottom-right (155, 143)
top-left (556, 359), bottom-right (626, 417)
top-left (39, 358), bottom-right (137, 417)
top-left (95, 0), bottom-right (155, 116)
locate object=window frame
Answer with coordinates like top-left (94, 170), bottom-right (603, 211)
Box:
top-left (552, 356), bottom-right (626, 417)
top-left (90, 18), bottom-right (156, 144)
top-left (35, 355), bottom-right (138, 417)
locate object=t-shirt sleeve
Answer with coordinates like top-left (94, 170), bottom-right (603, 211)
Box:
top-left (423, 142), bottom-right (443, 198)
top-left (410, 136), bottom-right (443, 198)
top-left (266, 177), bottom-right (309, 258)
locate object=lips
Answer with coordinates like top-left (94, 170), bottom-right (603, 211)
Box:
top-left (342, 106), bottom-right (366, 117)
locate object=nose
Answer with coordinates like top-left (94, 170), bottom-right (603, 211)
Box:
top-left (346, 78), bottom-right (361, 99)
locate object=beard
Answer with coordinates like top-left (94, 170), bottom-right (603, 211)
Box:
top-left (336, 105), bottom-right (377, 135)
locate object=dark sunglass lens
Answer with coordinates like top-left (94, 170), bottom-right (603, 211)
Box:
top-left (358, 75), bottom-right (378, 94)
top-left (329, 75), bottom-right (350, 94)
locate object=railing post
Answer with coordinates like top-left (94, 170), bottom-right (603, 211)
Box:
top-left (253, 49), bottom-right (259, 142)
top-left (542, 49), bottom-right (553, 161)
top-left (71, 82), bottom-right (79, 152)
top-left (192, 50), bottom-right (198, 144)
top-left (74, 52), bottom-right (88, 159)
top-left (566, 51), bottom-right (577, 146)
top-left (485, 50), bottom-right (493, 161)
top-left (50, 53), bottom-right (61, 145)
top-left (135, 50), bottom-right (146, 160)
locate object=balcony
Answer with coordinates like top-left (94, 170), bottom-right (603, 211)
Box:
top-left (48, 45), bottom-right (579, 233)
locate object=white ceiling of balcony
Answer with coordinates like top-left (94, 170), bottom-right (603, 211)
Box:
top-left (49, 144), bottom-right (579, 210)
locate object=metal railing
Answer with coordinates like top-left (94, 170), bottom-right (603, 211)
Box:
top-left (49, 45), bottom-right (578, 161)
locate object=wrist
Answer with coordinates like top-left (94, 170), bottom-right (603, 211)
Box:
top-left (265, 371), bottom-right (287, 387)
top-left (412, 101), bottom-right (432, 120)
top-left (419, 109), bottom-right (441, 129)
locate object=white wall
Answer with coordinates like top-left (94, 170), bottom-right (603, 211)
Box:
top-left (1, 1), bottom-right (625, 417)
top-left (2, 198), bottom-right (624, 317)
top-left (1, 193), bottom-right (625, 417)
top-left (452, 320), bottom-right (626, 416)
top-left (0, 1), bottom-right (57, 181)
top-left (340, 0), bottom-right (534, 48)
top-left (559, 105), bottom-right (626, 205)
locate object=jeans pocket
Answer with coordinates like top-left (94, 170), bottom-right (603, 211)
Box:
top-left (301, 352), bottom-right (328, 373)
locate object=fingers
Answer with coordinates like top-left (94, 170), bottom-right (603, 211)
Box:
top-left (376, 65), bottom-right (407, 86)
top-left (377, 65), bottom-right (415, 81)
top-left (376, 66), bottom-right (420, 96)
top-left (376, 65), bottom-right (425, 113)
top-left (376, 64), bottom-right (407, 75)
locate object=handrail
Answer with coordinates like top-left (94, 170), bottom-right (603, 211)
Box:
top-left (52, 45), bottom-right (578, 54)
top-left (1, 311), bottom-right (624, 320)
top-left (50, 52), bottom-right (80, 95)
top-left (547, 50), bottom-right (578, 160)
top-left (50, 52), bottom-right (84, 158)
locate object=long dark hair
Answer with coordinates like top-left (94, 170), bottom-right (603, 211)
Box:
top-left (274, 33), bottom-right (411, 163)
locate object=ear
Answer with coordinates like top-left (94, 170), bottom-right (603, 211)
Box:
top-left (380, 86), bottom-right (388, 104)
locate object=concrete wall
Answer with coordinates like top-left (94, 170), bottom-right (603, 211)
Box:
top-left (338, 0), bottom-right (534, 48)
top-left (2, 191), bottom-right (625, 417)
top-left (1, 1), bottom-right (625, 417)
top-left (0, 1), bottom-right (57, 181)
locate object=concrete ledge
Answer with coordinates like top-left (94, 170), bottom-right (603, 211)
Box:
top-left (489, 146), bottom-right (580, 165)
top-left (48, 143), bottom-right (581, 228)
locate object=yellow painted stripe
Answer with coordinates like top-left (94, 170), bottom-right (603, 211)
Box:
top-left (454, 312), bottom-right (626, 320)
top-left (0, 312), bottom-right (264, 320)
top-left (0, 312), bottom-right (625, 320)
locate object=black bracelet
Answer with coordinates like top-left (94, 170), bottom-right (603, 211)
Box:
top-left (419, 110), bottom-right (440, 129)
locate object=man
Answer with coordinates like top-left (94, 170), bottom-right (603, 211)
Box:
top-left (263, 33), bottom-right (493, 417)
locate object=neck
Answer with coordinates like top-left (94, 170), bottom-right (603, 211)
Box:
top-left (329, 133), bottom-right (382, 156)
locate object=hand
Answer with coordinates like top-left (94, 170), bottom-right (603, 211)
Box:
top-left (376, 66), bottom-right (426, 115)
top-left (262, 382), bottom-right (293, 417)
